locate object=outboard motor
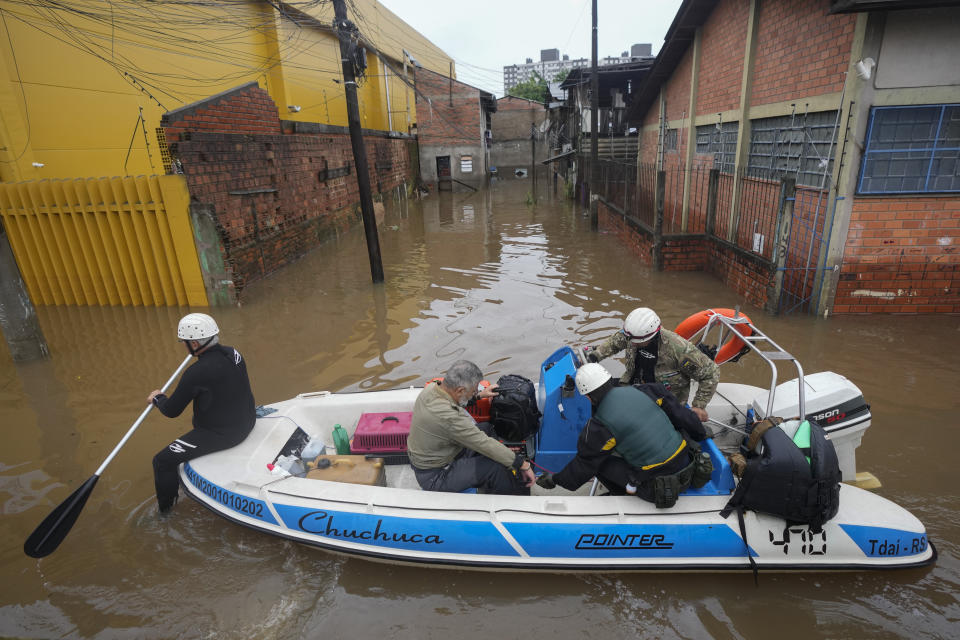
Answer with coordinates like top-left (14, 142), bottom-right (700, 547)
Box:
top-left (751, 372), bottom-right (870, 481)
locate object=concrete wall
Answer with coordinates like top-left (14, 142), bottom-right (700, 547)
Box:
top-left (875, 7), bottom-right (960, 89)
top-left (490, 97), bottom-right (548, 172)
top-left (419, 143), bottom-right (486, 186)
top-left (414, 68), bottom-right (487, 188)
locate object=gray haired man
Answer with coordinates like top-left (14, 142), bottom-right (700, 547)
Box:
top-left (407, 360), bottom-right (535, 494)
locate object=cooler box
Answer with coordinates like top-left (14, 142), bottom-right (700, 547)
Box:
top-left (305, 455), bottom-right (386, 486)
top-left (350, 411), bottom-right (412, 464)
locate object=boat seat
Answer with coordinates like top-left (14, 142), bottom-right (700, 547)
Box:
top-left (682, 438), bottom-right (736, 496)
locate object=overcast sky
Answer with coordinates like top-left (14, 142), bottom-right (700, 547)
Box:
top-left (376, 0), bottom-right (684, 96)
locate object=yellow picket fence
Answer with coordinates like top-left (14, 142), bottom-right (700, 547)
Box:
top-left (0, 175), bottom-right (207, 307)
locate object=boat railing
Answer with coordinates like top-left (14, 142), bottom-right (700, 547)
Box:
top-left (699, 312), bottom-right (805, 419)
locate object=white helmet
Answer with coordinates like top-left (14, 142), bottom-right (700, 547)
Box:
top-left (177, 313), bottom-right (219, 341)
top-left (575, 363), bottom-right (612, 396)
top-left (623, 307), bottom-right (661, 344)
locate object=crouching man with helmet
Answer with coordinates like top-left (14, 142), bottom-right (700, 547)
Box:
top-left (586, 307), bottom-right (718, 422)
top-left (536, 363), bottom-right (710, 507)
top-left (146, 313), bottom-right (256, 513)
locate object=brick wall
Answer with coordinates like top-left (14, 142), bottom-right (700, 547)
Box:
top-left (599, 197), bottom-right (773, 308)
top-left (833, 197), bottom-right (960, 313)
top-left (600, 192), bottom-right (774, 307)
top-left (599, 201), bottom-right (655, 265)
top-left (750, 0), bottom-right (854, 106)
top-left (664, 45), bottom-right (693, 125)
top-left (706, 241), bottom-right (774, 309)
top-left (639, 127), bottom-right (659, 164)
top-left (697, 0), bottom-right (749, 117)
top-left (162, 82), bottom-right (413, 295)
top-left (497, 96), bottom-right (544, 112)
top-left (662, 236), bottom-right (708, 271)
top-left (415, 68), bottom-right (483, 147)
top-left (492, 97), bottom-right (546, 142)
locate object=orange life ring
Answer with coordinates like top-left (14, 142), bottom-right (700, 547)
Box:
top-left (674, 308), bottom-right (753, 364)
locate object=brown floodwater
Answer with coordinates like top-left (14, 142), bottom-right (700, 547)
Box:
top-left (1, 178), bottom-right (958, 639)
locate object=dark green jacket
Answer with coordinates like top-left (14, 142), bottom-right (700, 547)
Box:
top-left (594, 386), bottom-right (683, 468)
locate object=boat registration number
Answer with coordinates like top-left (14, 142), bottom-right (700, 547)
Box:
top-left (184, 463), bottom-right (277, 525)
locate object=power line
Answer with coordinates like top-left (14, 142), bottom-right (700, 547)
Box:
top-left (0, 7), bottom-right (32, 164)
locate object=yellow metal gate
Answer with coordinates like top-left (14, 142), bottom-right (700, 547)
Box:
top-left (0, 175), bottom-right (207, 307)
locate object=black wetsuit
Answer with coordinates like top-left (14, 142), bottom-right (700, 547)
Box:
top-left (151, 344), bottom-right (256, 511)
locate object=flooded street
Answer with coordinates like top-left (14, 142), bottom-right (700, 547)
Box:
top-left (2, 179), bottom-right (958, 639)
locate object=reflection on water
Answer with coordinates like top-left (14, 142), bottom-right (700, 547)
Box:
top-left (0, 180), bottom-right (957, 639)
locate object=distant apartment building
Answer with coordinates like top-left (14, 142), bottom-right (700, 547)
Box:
top-left (504, 43), bottom-right (652, 91)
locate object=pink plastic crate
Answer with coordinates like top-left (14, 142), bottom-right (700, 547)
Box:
top-left (351, 412), bottom-right (412, 454)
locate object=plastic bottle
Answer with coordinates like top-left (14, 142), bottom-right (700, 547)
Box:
top-left (300, 436), bottom-right (326, 463)
top-left (332, 423), bottom-right (351, 454)
top-left (275, 454), bottom-right (306, 476)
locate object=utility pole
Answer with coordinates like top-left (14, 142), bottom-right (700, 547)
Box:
top-left (333, 0), bottom-right (384, 283)
top-left (531, 122), bottom-right (537, 203)
top-left (590, 0), bottom-right (599, 230)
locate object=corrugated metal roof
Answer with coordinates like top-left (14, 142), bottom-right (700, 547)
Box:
top-left (829, 0), bottom-right (960, 13)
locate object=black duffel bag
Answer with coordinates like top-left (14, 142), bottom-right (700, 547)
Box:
top-left (490, 374), bottom-right (542, 442)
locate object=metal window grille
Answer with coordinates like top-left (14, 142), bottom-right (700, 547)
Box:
top-left (858, 104), bottom-right (960, 194)
top-left (664, 128), bottom-right (678, 152)
top-left (747, 110), bottom-right (838, 188)
top-left (696, 122), bottom-right (738, 173)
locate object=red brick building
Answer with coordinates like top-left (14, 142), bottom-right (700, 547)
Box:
top-left (162, 82), bottom-right (415, 302)
top-left (415, 68), bottom-right (496, 190)
top-left (614, 0), bottom-right (959, 314)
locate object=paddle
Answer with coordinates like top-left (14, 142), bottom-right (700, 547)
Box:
top-left (23, 354), bottom-right (193, 559)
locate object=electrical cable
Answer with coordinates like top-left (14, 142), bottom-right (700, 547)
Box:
top-left (0, 7), bottom-right (32, 164)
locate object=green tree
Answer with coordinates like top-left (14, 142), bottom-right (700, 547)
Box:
top-left (555, 68), bottom-right (570, 84)
top-left (507, 71), bottom-right (549, 103)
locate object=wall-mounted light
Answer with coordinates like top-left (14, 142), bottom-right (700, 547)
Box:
top-left (288, 105), bottom-right (302, 113)
top-left (855, 57), bottom-right (876, 81)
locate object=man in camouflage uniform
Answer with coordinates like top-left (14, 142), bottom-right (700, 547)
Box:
top-left (588, 307), bottom-right (718, 421)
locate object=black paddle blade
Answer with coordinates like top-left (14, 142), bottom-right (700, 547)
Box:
top-left (24, 475), bottom-right (99, 558)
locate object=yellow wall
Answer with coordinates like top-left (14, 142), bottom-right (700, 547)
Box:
top-left (0, 0), bottom-right (453, 182)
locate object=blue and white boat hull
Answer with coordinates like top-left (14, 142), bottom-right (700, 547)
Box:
top-left (179, 388), bottom-right (935, 572)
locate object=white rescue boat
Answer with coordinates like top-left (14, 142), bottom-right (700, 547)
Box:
top-left (179, 315), bottom-right (935, 572)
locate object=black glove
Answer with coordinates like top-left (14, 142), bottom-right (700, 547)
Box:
top-left (586, 351), bottom-right (599, 363)
top-left (536, 473), bottom-right (556, 489)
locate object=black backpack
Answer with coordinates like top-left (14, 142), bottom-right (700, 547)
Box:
top-left (490, 374), bottom-right (542, 442)
top-left (721, 419), bottom-right (841, 533)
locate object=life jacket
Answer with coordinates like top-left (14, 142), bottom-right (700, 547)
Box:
top-left (594, 386), bottom-right (683, 469)
top-left (721, 419), bottom-right (841, 533)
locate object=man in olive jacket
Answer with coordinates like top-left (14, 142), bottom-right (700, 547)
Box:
top-left (407, 360), bottom-right (536, 495)
top-left (588, 307), bottom-right (718, 421)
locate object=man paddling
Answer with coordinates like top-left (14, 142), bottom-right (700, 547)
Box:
top-left (147, 313), bottom-right (256, 513)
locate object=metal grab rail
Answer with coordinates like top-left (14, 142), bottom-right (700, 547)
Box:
top-left (695, 310), bottom-right (805, 420)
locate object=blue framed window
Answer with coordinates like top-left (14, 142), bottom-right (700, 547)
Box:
top-left (858, 104), bottom-right (960, 194)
